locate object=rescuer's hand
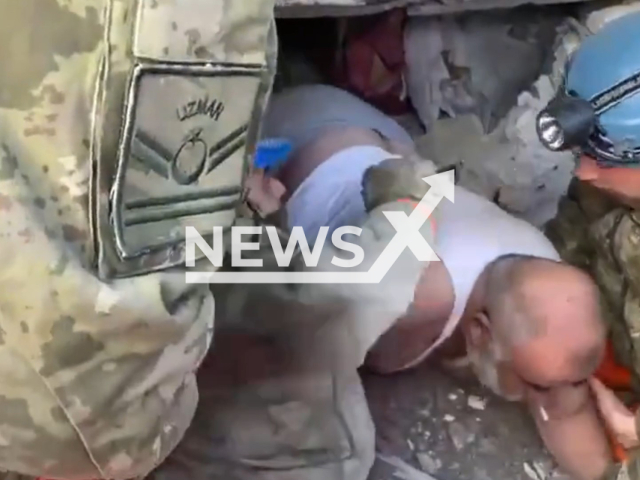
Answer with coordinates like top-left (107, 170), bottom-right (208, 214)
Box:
top-left (361, 155), bottom-right (437, 212)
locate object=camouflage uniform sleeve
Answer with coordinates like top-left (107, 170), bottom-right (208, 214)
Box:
top-left (0, 0), bottom-right (276, 478)
top-left (545, 180), bottom-right (604, 271)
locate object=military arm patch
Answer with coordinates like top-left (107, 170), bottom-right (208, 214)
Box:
top-left (94, 0), bottom-right (276, 279)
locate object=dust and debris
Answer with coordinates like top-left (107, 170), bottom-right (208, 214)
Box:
top-left (539, 406), bottom-right (550, 422)
top-left (416, 452), bottom-right (442, 475)
top-left (467, 395), bottom-right (487, 410)
top-left (524, 462), bottom-right (545, 480)
top-left (448, 421), bottom-right (472, 451)
top-left (549, 468), bottom-right (572, 480)
top-left (364, 363), bottom-right (554, 480)
top-left (533, 461), bottom-right (549, 479)
top-left (448, 393), bottom-right (458, 401)
top-left (377, 454), bottom-right (440, 480)
top-left (475, 468), bottom-right (494, 480)
top-left (408, 439), bottom-right (415, 451)
top-left (478, 437), bottom-right (498, 454)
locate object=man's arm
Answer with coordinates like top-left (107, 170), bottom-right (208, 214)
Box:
top-left (220, 156), bottom-right (443, 371)
top-left (528, 384), bottom-right (612, 480)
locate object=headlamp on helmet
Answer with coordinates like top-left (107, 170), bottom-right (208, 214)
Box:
top-left (535, 12), bottom-right (640, 167)
top-left (536, 94), bottom-right (596, 152)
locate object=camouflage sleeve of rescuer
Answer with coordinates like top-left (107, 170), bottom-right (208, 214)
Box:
top-left (0, 0), bottom-right (275, 478)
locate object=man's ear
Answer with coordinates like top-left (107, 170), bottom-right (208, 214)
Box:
top-left (466, 310), bottom-right (492, 350)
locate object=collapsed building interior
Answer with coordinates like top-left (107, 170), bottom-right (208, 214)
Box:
top-left (261, 2), bottom-right (623, 479)
top-left (9, 3), bottom-right (640, 480)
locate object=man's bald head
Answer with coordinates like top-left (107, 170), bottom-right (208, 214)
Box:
top-left (486, 256), bottom-right (603, 343)
top-left (485, 255), bottom-right (605, 385)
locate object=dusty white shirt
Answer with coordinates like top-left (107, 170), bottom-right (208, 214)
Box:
top-left (286, 145), bottom-right (396, 242)
top-left (288, 174), bottom-right (560, 370)
top-left (401, 186), bottom-right (561, 369)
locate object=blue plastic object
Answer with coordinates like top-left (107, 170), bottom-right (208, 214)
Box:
top-left (254, 138), bottom-right (293, 170)
top-left (566, 12), bottom-right (640, 148)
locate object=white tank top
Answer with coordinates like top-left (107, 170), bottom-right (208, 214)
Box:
top-left (286, 154), bottom-right (560, 370)
top-left (286, 145), bottom-right (396, 240)
top-left (401, 186), bottom-right (561, 369)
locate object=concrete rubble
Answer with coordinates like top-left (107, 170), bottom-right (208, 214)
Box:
top-left (467, 395), bottom-right (487, 411)
top-left (408, 16), bottom-right (584, 227)
top-left (365, 6), bottom-right (640, 475)
top-left (416, 452), bottom-right (443, 474)
top-left (406, 1), bottom-right (640, 227)
top-left (269, 4), bottom-right (640, 480)
top-left (275, 0), bottom-right (596, 18)
top-left (378, 454), bottom-right (441, 480)
top-left (363, 365), bottom-right (557, 480)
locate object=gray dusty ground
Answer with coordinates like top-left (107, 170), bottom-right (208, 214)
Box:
top-left (362, 364), bottom-right (571, 480)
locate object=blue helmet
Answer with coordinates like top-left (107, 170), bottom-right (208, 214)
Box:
top-left (537, 12), bottom-right (640, 166)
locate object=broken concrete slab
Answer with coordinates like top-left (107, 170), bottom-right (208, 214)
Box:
top-left (275, 0), bottom-right (596, 18)
top-left (412, 21), bottom-right (583, 228)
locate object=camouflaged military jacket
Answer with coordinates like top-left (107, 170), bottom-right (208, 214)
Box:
top-left (0, 1), bottom-right (276, 478)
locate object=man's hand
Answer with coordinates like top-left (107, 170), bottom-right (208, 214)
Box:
top-left (361, 155), bottom-right (436, 211)
top-left (590, 377), bottom-right (640, 449)
top-left (528, 382), bottom-right (612, 480)
top-left (245, 170), bottom-right (287, 217)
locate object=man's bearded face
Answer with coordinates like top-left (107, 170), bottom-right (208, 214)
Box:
top-left (467, 340), bottom-right (523, 402)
